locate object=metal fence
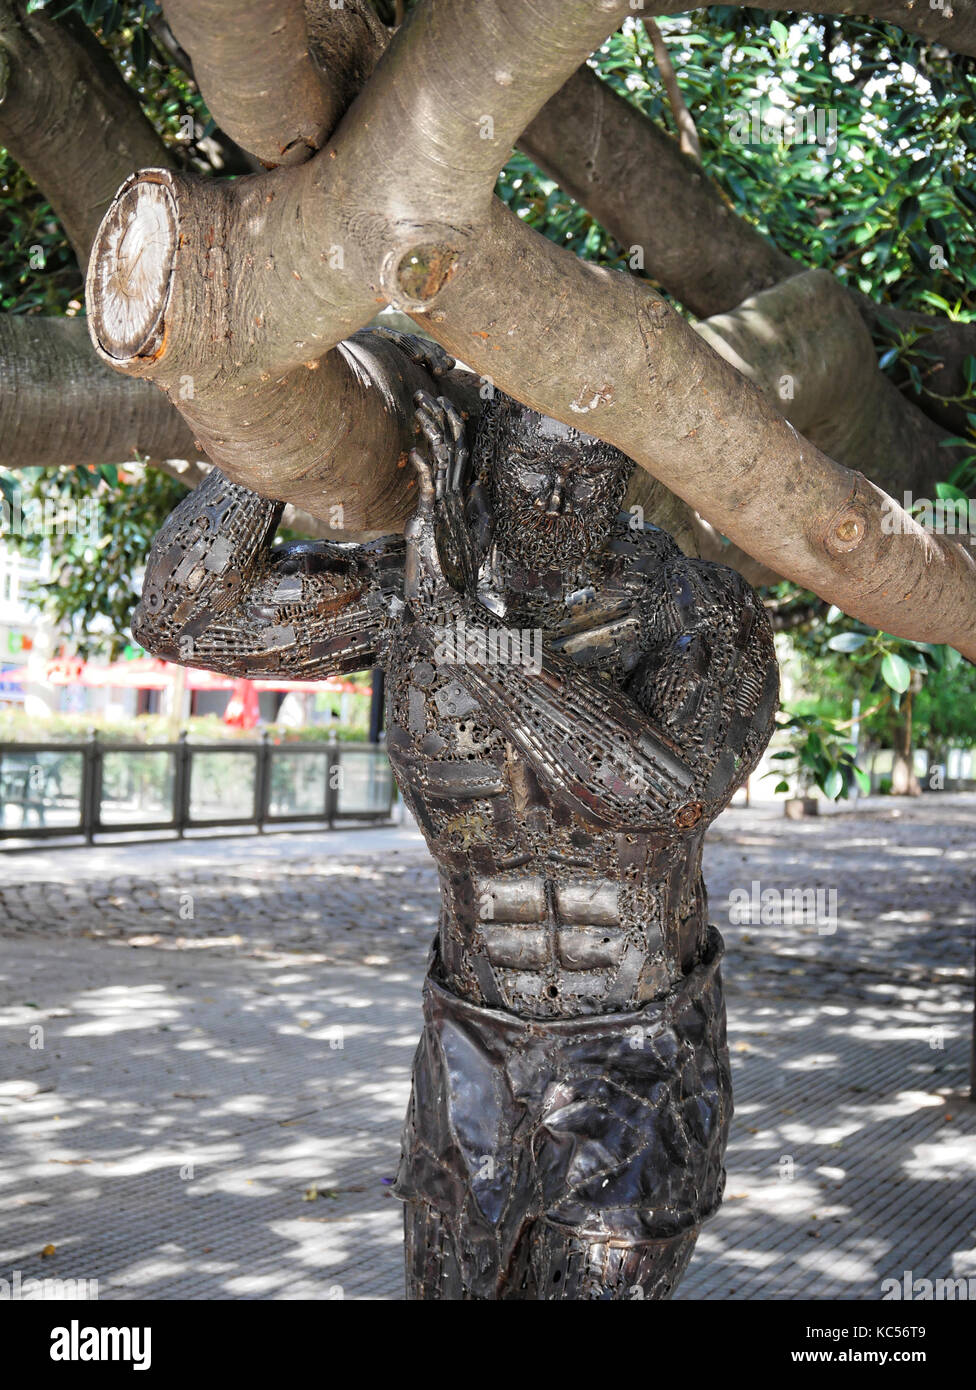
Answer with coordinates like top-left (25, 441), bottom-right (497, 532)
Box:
top-left (0, 732), bottom-right (395, 844)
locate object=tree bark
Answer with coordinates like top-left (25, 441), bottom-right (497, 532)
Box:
top-left (0, 314), bottom-right (197, 465)
top-left (162, 0), bottom-right (386, 168)
top-left (891, 689), bottom-right (922, 796)
top-left (695, 271), bottom-right (953, 500)
top-left (520, 64), bottom-right (791, 320)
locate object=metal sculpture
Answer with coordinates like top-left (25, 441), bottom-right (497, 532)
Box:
top-left (132, 331), bottom-right (779, 1301)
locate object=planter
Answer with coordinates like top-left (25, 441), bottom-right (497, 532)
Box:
top-left (784, 796), bottom-right (819, 819)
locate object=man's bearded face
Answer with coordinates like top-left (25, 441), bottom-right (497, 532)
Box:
top-left (486, 404), bottom-right (633, 566)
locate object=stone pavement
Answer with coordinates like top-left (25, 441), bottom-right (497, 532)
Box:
top-left (0, 797), bottom-right (973, 1300)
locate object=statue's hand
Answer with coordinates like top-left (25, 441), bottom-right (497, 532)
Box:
top-left (371, 326), bottom-right (456, 381)
top-left (408, 391), bottom-right (491, 602)
top-left (404, 391), bottom-right (453, 602)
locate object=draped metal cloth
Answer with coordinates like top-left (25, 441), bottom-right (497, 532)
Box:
top-left (396, 928), bottom-right (731, 1299)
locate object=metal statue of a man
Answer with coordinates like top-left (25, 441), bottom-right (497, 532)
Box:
top-left (132, 331), bottom-right (779, 1301)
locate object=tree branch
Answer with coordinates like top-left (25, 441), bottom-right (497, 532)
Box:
top-left (86, 0), bottom-right (976, 657)
top-left (520, 63), bottom-right (975, 466)
top-left (519, 64), bottom-right (792, 320)
top-left (162, 0), bottom-right (386, 167)
top-left (643, 18), bottom-right (700, 163)
top-left (0, 0), bottom-right (176, 266)
top-left (0, 317), bottom-right (371, 545)
top-left (0, 314), bottom-right (198, 465)
top-left (85, 2), bottom-right (633, 521)
top-left (695, 270), bottom-right (953, 500)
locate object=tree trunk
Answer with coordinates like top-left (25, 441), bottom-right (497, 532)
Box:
top-left (891, 689), bottom-right (922, 796)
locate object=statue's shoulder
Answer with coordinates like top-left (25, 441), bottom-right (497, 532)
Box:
top-left (603, 515), bottom-right (765, 634)
top-left (603, 514), bottom-right (684, 578)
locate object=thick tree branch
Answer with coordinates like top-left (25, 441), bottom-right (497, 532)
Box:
top-left (520, 64), bottom-right (976, 451)
top-left (520, 64), bottom-right (792, 320)
top-left (0, 320), bottom-right (369, 544)
top-left (0, 0), bottom-right (176, 266)
top-left (696, 270), bottom-right (953, 500)
top-left (162, 0), bottom-right (386, 167)
top-left (85, 168), bottom-right (482, 528)
top-left (86, 0), bottom-right (976, 656)
top-left (0, 315), bottom-right (197, 465)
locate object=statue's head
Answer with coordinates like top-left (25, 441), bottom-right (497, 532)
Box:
top-left (475, 393), bottom-right (634, 567)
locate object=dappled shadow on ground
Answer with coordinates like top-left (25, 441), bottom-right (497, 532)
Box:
top-left (707, 798), bottom-right (976, 979)
top-left (0, 930), bottom-right (428, 1299)
top-left (677, 984), bottom-right (975, 1299)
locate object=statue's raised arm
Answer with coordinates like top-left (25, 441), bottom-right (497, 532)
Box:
top-left (132, 466), bottom-right (404, 679)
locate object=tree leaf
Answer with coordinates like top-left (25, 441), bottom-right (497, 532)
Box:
top-left (881, 652), bottom-right (911, 693)
top-left (827, 632), bottom-right (868, 652)
top-left (934, 482), bottom-right (968, 502)
top-left (897, 194), bottom-right (921, 230)
top-left (823, 768), bottom-right (844, 800)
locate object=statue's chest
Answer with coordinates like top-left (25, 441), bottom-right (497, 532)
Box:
top-left (384, 621), bottom-right (511, 813)
top-left (380, 602), bottom-right (639, 854)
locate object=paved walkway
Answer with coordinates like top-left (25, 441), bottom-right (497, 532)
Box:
top-left (0, 798), bottom-right (973, 1299)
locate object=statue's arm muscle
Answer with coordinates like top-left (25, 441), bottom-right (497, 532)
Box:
top-left (132, 469), bottom-right (404, 678)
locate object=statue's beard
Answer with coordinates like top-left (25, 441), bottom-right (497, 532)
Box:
top-left (491, 497), bottom-right (616, 567)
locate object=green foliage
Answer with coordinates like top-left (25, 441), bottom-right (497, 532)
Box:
top-left (0, 160), bottom-right (79, 312)
top-left (1, 464), bottom-right (188, 658)
top-left (783, 597), bottom-right (975, 759)
top-left (496, 152), bottom-right (631, 273)
top-left (935, 389), bottom-right (976, 497)
top-left (766, 711), bottom-right (868, 800)
top-left (912, 656), bottom-right (976, 751)
top-left (496, 13), bottom-right (976, 324)
top-left (801, 602), bottom-right (961, 700)
top-left (0, 705), bottom-right (371, 743)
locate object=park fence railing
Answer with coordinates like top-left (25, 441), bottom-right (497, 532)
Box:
top-left (0, 731), bottom-right (395, 845)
